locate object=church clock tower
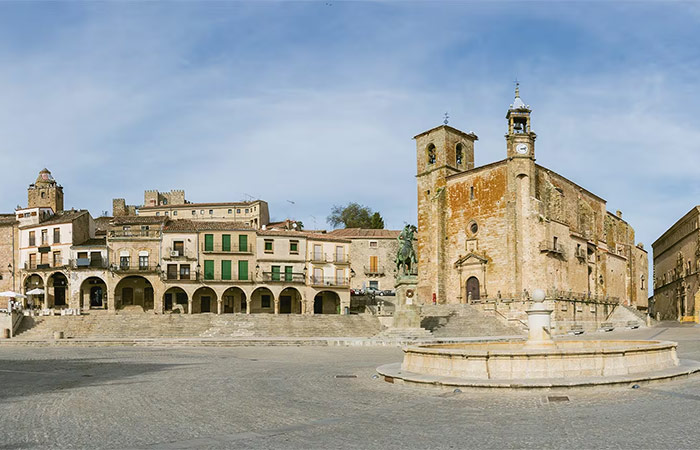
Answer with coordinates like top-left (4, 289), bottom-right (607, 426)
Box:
top-left (506, 83), bottom-right (536, 160)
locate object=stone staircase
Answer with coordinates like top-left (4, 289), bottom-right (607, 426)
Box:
top-left (13, 312), bottom-right (383, 340)
top-left (419, 304), bottom-right (525, 337)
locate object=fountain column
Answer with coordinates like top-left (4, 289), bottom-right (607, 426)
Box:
top-left (524, 289), bottom-right (555, 348)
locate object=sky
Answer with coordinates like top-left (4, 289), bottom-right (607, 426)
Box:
top-left (0, 1), bottom-right (699, 268)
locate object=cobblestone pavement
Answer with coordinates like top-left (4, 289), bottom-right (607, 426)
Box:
top-left (2, 325), bottom-right (700, 449)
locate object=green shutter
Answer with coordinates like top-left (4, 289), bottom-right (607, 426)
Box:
top-left (222, 234), bottom-right (231, 252)
top-left (285, 266), bottom-right (293, 282)
top-left (272, 265), bottom-right (281, 281)
top-left (204, 260), bottom-right (214, 280)
top-left (238, 260), bottom-right (248, 281)
top-left (204, 234), bottom-right (214, 252)
top-left (221, 260), bottom-right (231, 280)
top-left (239, 234), bottom-right (248, 252)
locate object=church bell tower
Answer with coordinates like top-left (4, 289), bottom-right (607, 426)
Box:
top-left (27, 168), bottom-right (64, 213)
top-left (506, 83), bottom-right (536, 160)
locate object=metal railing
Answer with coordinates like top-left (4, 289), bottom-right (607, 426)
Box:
top-left (262, 272), bottom-right (306, 283)
top-left (69, 259), bottom-right (110, 269)
top-left (113, 262), bottom-right (159, 273)
top-left (109, 230), bottom-right (161, 238)
top-left (539, 242), bottom-right (565, 256)
top-left (201, 272), bottom-right (254, 282)
top-left (201, 243), bottom-right (254, 254)
top-left (310, 253), bottom-right (330, 263)
top-left (364, 265), bottom-right (385, 275)
top-left (309, 276), bottom-right (350, 287)
top-left (24, 262), bottom-right (67, 270)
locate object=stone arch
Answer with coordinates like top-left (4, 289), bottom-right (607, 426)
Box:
top-left (47, 272), bottom-right (69, 308)
top-left (426, 143), bottom-right (436, 165)
top-left (163, 286), bottom-right (189, 313)
top-left (250, 287), bottom-right (275, 314)
top-left (221, 286), bottom-right (247, 314)
top-left (279, 287), bottom-right (303, 314)
top-left (80, 276), bottom-right (107, 309)
top-left (23, 273), bottom-right (45, 309)
top-left (114, 276), bottom-right (154, 311)
top-left (314, 291), bottom-right (340, 314)
top-left (192, 286), bottom-right (217, 313)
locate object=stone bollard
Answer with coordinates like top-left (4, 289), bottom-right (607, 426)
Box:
top-left (53, 331), bottom-right (64, 340)
top-left (2, 328), bottom-right (10, 339)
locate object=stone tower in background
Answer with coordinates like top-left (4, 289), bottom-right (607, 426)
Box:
top-left (27, 168), bottom-right (64, 212)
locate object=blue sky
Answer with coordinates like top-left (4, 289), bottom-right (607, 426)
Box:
top-left (1, 1), bottom-right (699, 257)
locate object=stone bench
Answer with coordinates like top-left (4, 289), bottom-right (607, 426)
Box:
top-left (627, 321), bottom-right (640, 329)
top-left (568, 324), bottom-right (584, 335)
top-left (599, 322), bottom-right (614, 332)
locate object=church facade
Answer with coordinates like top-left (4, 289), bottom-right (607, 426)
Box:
top-left (415, 87), bottom-right (648, 309)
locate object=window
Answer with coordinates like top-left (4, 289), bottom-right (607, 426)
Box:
top-left (369, 280), bottom-right (379, 289)
top-left (553, 236), bottom-right (558, 249)
top-left (41, 229), bottom-right (48, 245)
top-left (221, 260), bottom-right (232, 280)
top-left (336, 269), bottom-right (345, 285)
top-left (180, 264), bottom-right (190, 280)
top-left (470, 186), bottom-right (475, 200)
top-left (163, 199), bottom-right (168, 205)
top-left (200, 210), bottom-right (204, 214)
top-left (313, 268), bottom-right (323, 285)
top-left (313, 244), bottom-right (322, 261)
top-left (369, 255), bottom-right (378, 273)
top-left (335, 246), bottom-right (345, 263)
top-left (237, 209), bottom-right (241, 214)
top-left (228, 209), bottom-right (232, 214)
top-left (456, 143), bottom-right (463, 165)
top-left (369, 241), bottom-right (378, 248)
top-left (222, 234), bottom-right (231, 252)
top-left (261, 294), bottom-right (271, 308)
top-left (285, 266), bottom-right (293, 282)
top-left (238, 260), bottom-right (249, 281)
top-left (209, 210), bottom-right (214, 215)
top-left (29, 231), bottom-right (35, 247)
top-left (167, 264), bottom-right (178, 280)
top-left (156, 212), bottom-right (160, 216)
top-left (139, 255), bottom-right (149, 270)
top-left (173, 211), bottom-right (177, 216)
top-left (245, 208), bottom-right (249, 213)
top-left (204, 260), bottom-right (214, 280)
top-left (271, 265), bottom-right (281, 281)
top-left (427, 144), bottom-right (436, 165)
top-left (192, 210), bottom-right (196, 216)
top-left (173, 241), bottom-right (184, 255)
top-left (53, 251), bottom-right (61, 267)
top-left (204, 234), bottom-right (214, 252)
top-left (290, 240), bottom-right (299, 254)
top-left (264, 239), bottom-right (273, 253)
top-left (470, 221), bottom-right (478, 234)
top-left (29, 253), bottom-right (36, 269)
top-left (165, 212), bottom-right (169, 216)
top-left (239, 234), bottom-right (248, 252)
top-left (53, 228), bottom-right (60, 244)
top-left (41, 191), bottom-right (46, 198)
top-left (120, 256), bottom-right (130, 270)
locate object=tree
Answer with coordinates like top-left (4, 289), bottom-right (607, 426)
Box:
top-left (327, 202), bottom-right (385, 229)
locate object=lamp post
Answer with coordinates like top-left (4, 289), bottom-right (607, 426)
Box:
top-left (7, 263), bottom-right (14, 291)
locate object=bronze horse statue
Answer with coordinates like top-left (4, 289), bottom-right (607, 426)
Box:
top-left (395, 224), bottom-right (417, 276)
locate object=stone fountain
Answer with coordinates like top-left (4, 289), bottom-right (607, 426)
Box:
top-left (377, 289), bottom-right (700, 389)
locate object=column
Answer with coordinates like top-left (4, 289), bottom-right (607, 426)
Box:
top-left (274, 298), bottom-right (280, 314)
top-left (245, 299), bottom-right (250, 314)
top-left (188, 297), bottom-right (193, 314)
top-left (217, 299), bottom-right (223, 315)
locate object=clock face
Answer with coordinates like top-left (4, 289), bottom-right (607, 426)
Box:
top-left (516, 143), bottom-right (529, 154)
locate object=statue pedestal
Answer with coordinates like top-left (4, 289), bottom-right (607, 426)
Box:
top-left (380, 275), bottom-right (431, 339)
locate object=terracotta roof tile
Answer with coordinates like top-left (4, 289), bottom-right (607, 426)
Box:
top-left (327, 228), bottom-right (400, 238)
top-left (164, 219), bottom-right (254, 232)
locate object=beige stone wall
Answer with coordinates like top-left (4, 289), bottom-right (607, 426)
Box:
top-left (0, 222), bottom-right (19, 307)
top-left (348, 237), bottom-right (398, 291)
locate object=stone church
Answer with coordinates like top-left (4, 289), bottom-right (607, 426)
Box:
top-left (414, 86), bottom-right (648, 309)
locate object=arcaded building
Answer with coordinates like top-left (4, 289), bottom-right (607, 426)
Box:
top-left (415, 86), bottom-right (648, 308)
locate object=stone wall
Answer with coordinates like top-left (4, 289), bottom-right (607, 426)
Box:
top-left (348, 237), bottom-right (398, 291)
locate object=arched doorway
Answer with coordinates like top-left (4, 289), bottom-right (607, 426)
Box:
top-left (192, 287), bottom-right (217, 314)
top-left (279, 287), bottom-right (302, 314)
top-left (250, 287), bottom-right (274, 314)
top-left (466, 277), bottom-right (480, 301)
top-left (48, 272), bottom-right (68, 307)
top-left (80, 277), bottom-right (107, 309)
top-left (163, 287), bottom-right (188, 313)
top-left (24, 274), bottom-right (44, 309)
top-left (314, 291), bottom-right (340, 314)
top-left (114, 276), bottom-right (154, 311)
top-left (222, 287), bottom-right (247, 313)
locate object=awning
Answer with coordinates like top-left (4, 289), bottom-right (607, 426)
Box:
top-left (26, 288), bottom-right (45, 295)
top-left (0, 291), bottom-right (27, 298)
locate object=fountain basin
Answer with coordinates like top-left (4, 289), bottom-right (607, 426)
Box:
top-left (377, 340), bottom-right (700, 389)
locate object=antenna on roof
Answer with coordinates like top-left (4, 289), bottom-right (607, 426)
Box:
top-left (443, 112), bottom-right (449, 125)
top-left (242, 193), bottom-right (255, 202)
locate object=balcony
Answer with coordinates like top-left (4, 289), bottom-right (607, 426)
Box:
top-left (262, 272), bottom-right (306, 283)
top-left (109, 230), bottom-right (161, 239)
top-left (310, 253), bottom-right (330, 263)
top-left (310, 276), bottom-right (350, 288)
top-left (539, 242), bottom-right (565, 257)
top-left (364, 265), bottom-right (385, 276)
top-left (113, 262), bottom-right (159, 273)
top-left (333, 254), bottom-right (349, 264)
top-left (201, 244), bottom-right (254, 254)
top-left (24, 262), bottom-right (67, 271)
top-left (69, 258), bottom-right (110, 269)
top-left (164, 271), bottom-right (198, 282)
top-left (201, 272), bottom-right (254, 283)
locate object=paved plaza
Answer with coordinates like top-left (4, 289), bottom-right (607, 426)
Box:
top-left (2, 325), bottom-right (700, 449)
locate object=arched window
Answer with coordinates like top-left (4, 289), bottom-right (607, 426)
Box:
top-left (640, 275), bottom-right (645, 290)
top-left (427, 144), bottom-right (436, 165)
top-left (456, 143), bottom-right (463, 166)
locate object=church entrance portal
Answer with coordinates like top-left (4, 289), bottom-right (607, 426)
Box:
top-left (466, 277), bottom-right (480, 301)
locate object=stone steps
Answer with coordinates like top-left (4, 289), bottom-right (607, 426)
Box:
top-left (420, 304), bottom-right (525, 337)
top-left (13, 313), bottom-right (383, 340)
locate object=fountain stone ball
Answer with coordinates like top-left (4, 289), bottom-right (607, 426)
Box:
top-left (532, 289), bottom-right (546, 302)
top-left (525, 288), bottom-right (555, 348)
